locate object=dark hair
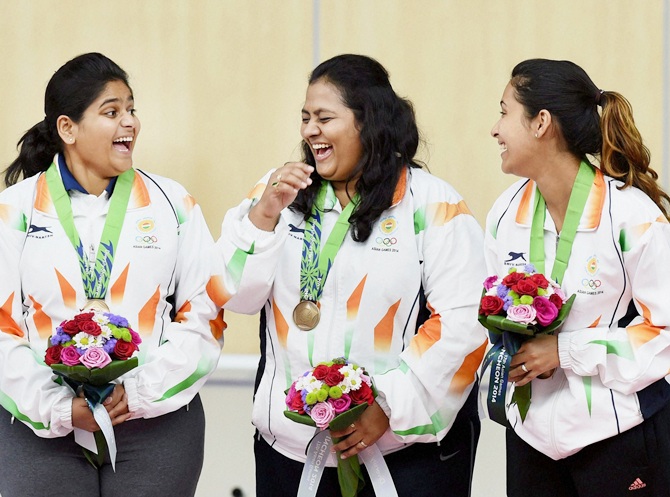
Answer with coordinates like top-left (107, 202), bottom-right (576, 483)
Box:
top-left (511, 58), bottom-right (669, 219)
top-left (290, 54), bottom-right (423, 242)
top-left (4, 52), bottom-right (131, 187)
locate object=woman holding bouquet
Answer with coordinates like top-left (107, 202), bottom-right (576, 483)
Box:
top-left (212, 54), bottom-right (488, 496)
top-left (487, 58), bottom-right (670, 496)
top-left (0, 53), bottom-right (223, 496)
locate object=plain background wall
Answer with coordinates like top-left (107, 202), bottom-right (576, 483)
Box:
top-left (0, 1), bottom-right (667, 495)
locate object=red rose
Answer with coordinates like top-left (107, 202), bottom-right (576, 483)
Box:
top-left (74, 312), bottom-right (95, 322)
top-left (44, 345), bottom-right (63, 366)
top-left (479, 296), bottom-right (505, 316)
top-left (62, 320), bottom-right (80, 335)
top-left (349, 383), bottom-right (374, 405)
top-left (288, 393), bottom-right (305, 414)
top-left (513, 279), bottom-right (539, 297)
top-left (324, 365), bottom-right (344, 387)
top-left (548, 294), bottom-right (564, 311)
top-left (502, 272), bottom-right (525, 286)
top-left (313, 364), bottom-right (330, 381)
top-left (79, 320), bottom-right (102, 336)
top-left (529, 273), bottom-right (550, 289)
top-left (113, 340), bottom-right (137, 360)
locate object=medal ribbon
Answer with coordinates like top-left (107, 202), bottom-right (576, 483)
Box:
top-left (45, 162), bottom-right (134, 299)
top-left (530, 160), bottom-right (595, 284)
top-left (300, 183), bottom-right (359, 302)
top-left (485, 160), bottom-right (595, 426)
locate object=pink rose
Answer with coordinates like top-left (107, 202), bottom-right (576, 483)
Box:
top-left (60, 346), bottom-right (82, 366)
top-left (312, 364), bottom-right (330, 381)
top-left (479, 296), bottom-right (505, 316)
top-left (483, 275), bottom-right (499, 291)
top-left (129, 330), bottom-right (142, 346)
top-left (324, 365), bottom-right (344, 387)
top-left (506, 304), bottom-right (537, 325)
top-left (79, 320), bottom-right (102, 336)
top-left (328, 394), bottom-right (352, 414)
top-left (309, 401), bottom-right (335, 429)
top-left (533, 296), bottom-right (559, 327)
top-left (79, 347), bottom-right (112, 369)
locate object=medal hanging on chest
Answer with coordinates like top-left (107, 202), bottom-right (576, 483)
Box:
top-left (294, 184), bottom-right (358, 331)
top-left (45, 162), bottom-right (134, 311)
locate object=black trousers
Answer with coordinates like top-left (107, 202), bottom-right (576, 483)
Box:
top-left (0, 394), bottom-right (205, 497)
top-left (507, 400), bottom-right (670, 497)
top-left (255, 387), bottom-right (480, 497)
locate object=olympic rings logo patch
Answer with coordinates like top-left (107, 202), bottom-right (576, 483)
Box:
top-left (581, 279), bottom-right (601, 289)
top-left (375, 237), bottom-right (397, 246)
top-left (136, 235), bottom-right (158, 245)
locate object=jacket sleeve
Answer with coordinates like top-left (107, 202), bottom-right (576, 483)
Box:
top-left (558, 219), bottom-right (670, 395)
top-left (0, 214), bottom-right (75, 437)
top-left (124, 197), bottom-right (223, 419)
top-left (211, 171), bottom-right (288, 314)
top-left (372, 186), bottom-right (489, 443)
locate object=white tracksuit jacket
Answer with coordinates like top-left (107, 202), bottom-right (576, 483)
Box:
top-left (0, 158), bottom-right (223, 438)
top-left (484, 167), bottom-right (670, 460)
top-left (211, 167), bottom-right (488, 465)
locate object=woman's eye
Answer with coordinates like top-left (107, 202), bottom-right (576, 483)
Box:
top-left (129, 108), bottom-right (137, 116)
top-left (319, 117), bottom-right (332, 123)
top-left (105, 110), bottom-right (118, 117)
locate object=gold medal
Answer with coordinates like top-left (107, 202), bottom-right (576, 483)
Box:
top-left (83, 299), bottom-right (110, 312)
top-left (292, 300), bottom-right (320, 331)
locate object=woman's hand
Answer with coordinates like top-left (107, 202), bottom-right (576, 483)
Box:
top-left (249, 162), bottom-right (314, 231)
top-left (509, 334), bottom-right (560, 387)
top-left (329, 401), bottom-right (390, 459)
top-left (71, 383), bottom-right (131, 432)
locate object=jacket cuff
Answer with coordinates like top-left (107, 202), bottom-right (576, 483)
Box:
top-left (52, 394), bottom-right (74, 433)
top-left (123, 377), bottom-right (143, 419)
top-left (557, 332), bottom-right (573, 370)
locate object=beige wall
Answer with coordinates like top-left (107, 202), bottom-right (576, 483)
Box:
top-left (1, 0), bottom-right (665, 355)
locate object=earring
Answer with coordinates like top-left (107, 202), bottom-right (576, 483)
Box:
top-left (69, 137), bottom-right (75, 144)
top-left (534, 133), bottom-right (538, 138)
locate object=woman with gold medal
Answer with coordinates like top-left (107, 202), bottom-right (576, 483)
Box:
top-left (0, 53), bottom-right (222, 496)
top-left (214, 54), bottom-right (488, 496)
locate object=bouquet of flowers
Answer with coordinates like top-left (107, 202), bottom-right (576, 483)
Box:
top-left (45, 309), bottom-right (141, 467)
top-left (284, 358), bottom-right (376, 497)
top-left (479, 265), bottom-right (574, 422)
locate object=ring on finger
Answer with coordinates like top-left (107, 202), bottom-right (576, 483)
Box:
top-left (271, 173), bottom-right (282, 188)
top-left (358, 440), bottom-right (368, 448)
top-left (521, 363), bottom-right (529, 373)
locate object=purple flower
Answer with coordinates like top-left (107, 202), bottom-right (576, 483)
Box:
top-left (60, 346), bottom-right (82, 366)
top-left (523, 264), bottom-right (536, 274)
top-left (502, 295), bottom-right (514, 311)
top-left (104, 313), bottom-right (129, 328)
top-left (103, 338), bottom-right (118, 354)
top-left (496, 285), bottom-right (510, 298)
top-left (50, 330), bottom-right (71, 346)
top-left (309, 401), bottom-right (335, 429)
top-left (79, 347), bottom-right (112, 369)
top-left (506, 304), bottom-right (537, 325)
top-left (533, 296), bottom-right (559, 326)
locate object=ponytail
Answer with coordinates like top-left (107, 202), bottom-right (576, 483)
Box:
top-left (600, 92), bottom-right (670, 220)
top-left (4, 119), bottom-right (59, 187)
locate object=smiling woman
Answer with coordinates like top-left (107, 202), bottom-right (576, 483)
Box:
top-left (0, 53), bottom-right (223, 497)
top-left (212, 54), bottom-right (488, 497)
